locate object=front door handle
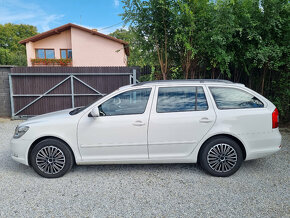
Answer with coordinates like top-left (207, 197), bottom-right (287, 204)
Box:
top-left (199, 117), bottom-right (213, 123)
top-left (133, 120), bottom-right (145, 126)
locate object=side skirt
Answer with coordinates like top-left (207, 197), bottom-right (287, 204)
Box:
top-left (76, 158), bottom-right (196, 165)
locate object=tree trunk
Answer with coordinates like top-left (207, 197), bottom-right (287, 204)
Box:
top-left (162, 68), bottom-right (167, 80)
top-left (184, 51), bottom-right (191, 79)
top-left (211, 67), bottom-right (215, 79)
top-left (185, 62), bottom-right (190, 79)
top-left (156, 45), bottom-right (167, 80)
top-left (261, 64), bottom-right (267, 95)
top-left (234, 68), bottom-right (237, 82)
top-left (190, 59), bottom-right (197, 79)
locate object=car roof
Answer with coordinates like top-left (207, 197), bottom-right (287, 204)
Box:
top-left (133, 79), bottom-right (244, 87)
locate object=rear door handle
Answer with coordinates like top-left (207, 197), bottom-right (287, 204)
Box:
top-left (199, 117), bottom-right (213, 123)
top-left (133, 120), bottom-right (145, 126)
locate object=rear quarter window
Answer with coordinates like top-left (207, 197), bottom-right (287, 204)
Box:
top-left (209, 87), bottom-right (264, 109)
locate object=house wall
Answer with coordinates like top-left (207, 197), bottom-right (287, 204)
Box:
top-left (26, 29), bottom-right (72, 66)
top-left (70, 27), bottom-right (127, 66)
top-left (26, 42), bottom-right (34, 66)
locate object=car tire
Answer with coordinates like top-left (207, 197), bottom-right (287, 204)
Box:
top-left (30, 138), bottom-right (74, 178)
top-left (199, 137), bottom-right (243, 177)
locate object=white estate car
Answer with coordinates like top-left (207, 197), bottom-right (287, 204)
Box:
top-left (10, 80), bottom-right (282, 178)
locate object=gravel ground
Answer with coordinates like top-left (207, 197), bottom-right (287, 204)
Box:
top-left (0, 119), bottom-right (289, 217)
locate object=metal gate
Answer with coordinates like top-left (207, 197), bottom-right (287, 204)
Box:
top-left (9, 69), bottom-right (137, 119)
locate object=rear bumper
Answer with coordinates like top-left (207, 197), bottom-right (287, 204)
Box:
top-left (10, 138), bottom-right (32, 166)
top-left (246, 146), bottom-right (281, 160)
top-left (245, 129), bottom-right (282, 160)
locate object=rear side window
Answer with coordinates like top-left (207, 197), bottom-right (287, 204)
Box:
top-left (209, 87), bottom-right (264, 109)
top-left (157, 86), bottom-right (208, 113)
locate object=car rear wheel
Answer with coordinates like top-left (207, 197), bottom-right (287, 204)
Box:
top-left (199, 137), bottom-right (243, 177)
top-left (30, 138), bottom-right (73, 178)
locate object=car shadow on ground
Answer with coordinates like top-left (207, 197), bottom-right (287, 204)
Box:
top-left (72, 162), bottom-right (203, 174)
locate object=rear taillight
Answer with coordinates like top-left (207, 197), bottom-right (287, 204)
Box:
top-left (272, 108), bottom-right (279, 129)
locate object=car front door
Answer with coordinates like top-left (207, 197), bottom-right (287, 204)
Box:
top-left (77, 87), bottom-right (154, 161)
top-left (148, 86), bottom-right (216, 158)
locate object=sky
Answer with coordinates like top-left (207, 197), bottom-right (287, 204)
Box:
top-left (0, 0), bottom-right (126, 34)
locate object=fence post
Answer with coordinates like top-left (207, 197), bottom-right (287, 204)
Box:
top-left (133, 69), bottom-right (137, 84)
top-left (8, 74), bottom-right (14, 118)
top-left (70, 75), bottom-right (75, 108)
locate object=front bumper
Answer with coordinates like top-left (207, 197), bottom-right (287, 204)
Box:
top-left (10, 138), bottom-right (32, 166)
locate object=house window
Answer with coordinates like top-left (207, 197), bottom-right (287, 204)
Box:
top-left (60, 49), bottom-right (72, 59)
top-left (36, 49), bottom-right (55, 59)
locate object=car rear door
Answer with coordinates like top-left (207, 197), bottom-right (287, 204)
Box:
top-left (148, 85), bottom-right (216, 159)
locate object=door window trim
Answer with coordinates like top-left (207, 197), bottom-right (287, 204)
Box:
top-left (156, 86), bottom-right (209, 113)
top-left (98, 88), bottom-right (153, 117)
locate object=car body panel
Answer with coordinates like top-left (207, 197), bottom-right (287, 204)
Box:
top-left (147, 85), bottom-right (216, 159)
top-left (77, 86), bottom-right (155, 160)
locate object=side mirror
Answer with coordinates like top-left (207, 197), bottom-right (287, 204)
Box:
top-left (89, 107), bottom-right (100, 117)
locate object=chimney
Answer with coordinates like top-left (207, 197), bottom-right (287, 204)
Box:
top-left (92, 28), bottom-right (98, 32)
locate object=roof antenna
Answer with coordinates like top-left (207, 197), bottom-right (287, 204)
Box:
top-left (80, 15), bottom-right (82, 25)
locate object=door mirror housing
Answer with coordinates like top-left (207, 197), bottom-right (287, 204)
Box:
top-left (89, 107), bottom-right (100, 117)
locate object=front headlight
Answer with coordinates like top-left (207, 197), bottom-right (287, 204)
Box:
top-left (13, 126), bottom-right (29, 139)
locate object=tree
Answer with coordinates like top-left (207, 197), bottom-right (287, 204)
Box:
top-left (110, 27), bottom-right (155, 67)
top-left (122, 0), bottom-right (177, 79)
top-left (0, 23), bottom-right (37, 66)
top-left (174, 0), bottom-right (210, 79)
top-left (122, 0), bottom-right (289, 121)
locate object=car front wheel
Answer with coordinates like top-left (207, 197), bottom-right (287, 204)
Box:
top-left (199, 137), bottom-right (243, 177)
top-left (30, 138), bottom-right (74, 178)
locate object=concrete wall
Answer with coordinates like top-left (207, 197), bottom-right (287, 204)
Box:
top-left (0, 66), bottom-right (12, 117)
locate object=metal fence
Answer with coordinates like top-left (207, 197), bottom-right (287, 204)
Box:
top-left (9, 67), bottom-right (138, 119)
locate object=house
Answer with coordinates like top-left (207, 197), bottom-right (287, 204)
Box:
top-left (19, 23), bottom-right (129, 67)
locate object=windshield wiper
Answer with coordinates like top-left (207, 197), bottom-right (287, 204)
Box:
top-left (69, 107), bottom-right (85, 115)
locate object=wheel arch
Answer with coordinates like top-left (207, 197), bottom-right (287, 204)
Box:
top-left (28, 136), bottom-right (76, 166)
top-left (197, 134), bottom-right (247, 162)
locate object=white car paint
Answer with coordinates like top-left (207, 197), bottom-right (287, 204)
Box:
top-left (147, 85), bottom-right (216, 159)
top-left (10, 81), bottom-right (282, 167)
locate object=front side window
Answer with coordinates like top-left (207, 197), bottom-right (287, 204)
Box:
top-left (61, 49), bottom-right (72, 59)
top-left (99, 88), bottom-right (151, 116)
top-left (209, 87), bottom-right (264, 109)
top-left (36, 49), bottom-right (55, 59)
top-left (157, 86), bottom-right (208, 113)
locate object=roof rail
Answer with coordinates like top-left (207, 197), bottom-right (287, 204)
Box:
top-left (134, 79), bottom-right (234, 86)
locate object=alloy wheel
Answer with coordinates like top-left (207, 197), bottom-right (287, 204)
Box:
top-left (36, 146), bottom-right (66, 174)
top-left (207, 143), bottom-right (238, 173)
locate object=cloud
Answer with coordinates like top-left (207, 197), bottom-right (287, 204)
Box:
top-left (114, 0), bottom-right (120, 7)
top-left (36, 14), bottom-right (65, 31)
top-left (0, 0), bottom-right (64, 32)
